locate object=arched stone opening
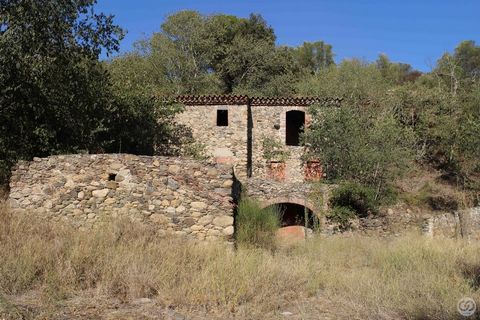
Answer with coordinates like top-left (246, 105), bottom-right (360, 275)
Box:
top-left (286, 110), bottom-right (305, 146)
top-left (262, 197), bottom-right (317, 228)
top-left (268, 203), bottom-right (315, 228)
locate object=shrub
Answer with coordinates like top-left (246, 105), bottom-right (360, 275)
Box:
top-left (235, 198), bottom-right (280, 250)
top-left (327, 206), bottom-right (356, 231)
top-left (329, 182), bottom-right (378, 218)
top-left (304, 100), bottom-right (415, 202)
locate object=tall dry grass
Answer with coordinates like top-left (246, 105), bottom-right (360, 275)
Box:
top-left (1, 204), bottom-right (480, 319)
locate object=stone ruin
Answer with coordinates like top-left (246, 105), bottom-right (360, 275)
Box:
top-left (8, 95), bottom-right (331, 241)
top-left (9, 94), bottom-right (478, 240)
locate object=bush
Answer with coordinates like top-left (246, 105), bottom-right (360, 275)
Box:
top-left (329, 182), bottom-right (378, 218)
top-left (327, 206), bottom-right (356, 231)
top-left (236, 198), bottom-right (280, 250)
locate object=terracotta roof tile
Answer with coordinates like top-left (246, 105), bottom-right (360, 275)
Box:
top-left (175, 95), bottom-right (342, 107)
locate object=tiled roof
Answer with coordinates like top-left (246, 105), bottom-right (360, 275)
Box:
top-left (175, 95), bottom-right (342, 106)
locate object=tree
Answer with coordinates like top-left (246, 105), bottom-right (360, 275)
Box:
top-left (304, 104), bottom-right (414, 200)
top-left (297, 59), bottom-right (389, 105)
top-left (0, 0), bottom-right (123, 183)
top-left (376, 54), bottom-right (421, 84)
top-left (453, 40), bottom-right (480, 80)
top-left (108, 11), bottom-right (304, 96)
top-left (294, 41), bottom-right (334, 74)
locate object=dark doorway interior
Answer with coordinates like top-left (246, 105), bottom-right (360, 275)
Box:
top-left (286, 111), bottom-right (305, 146)
top-left (268, 203), bottom-right (314, 228)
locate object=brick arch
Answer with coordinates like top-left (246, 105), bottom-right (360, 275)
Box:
top-left (260, 196), bottom-right (319, 216)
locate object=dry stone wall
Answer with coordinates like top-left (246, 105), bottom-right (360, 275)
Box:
top-left (424, 207), bottom-right (480, 239)
top-left (8, 154), bottom-right (236, 241)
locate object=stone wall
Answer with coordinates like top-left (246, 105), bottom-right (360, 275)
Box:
top-left (251, 105), bottom-right (311, 183)
top-left (424, 207), bottom-right (480, 239)
top-left (175, 104), bottom-right (249, 180)
top-left (8, 154), bottom-right (236, 241)
top-left (176, 103), bottom-right (315, 183)
top-left (245, 178), bottom-right (323, 213)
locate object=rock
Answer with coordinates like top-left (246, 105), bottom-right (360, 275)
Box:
top-left (148, 204), bottom-right (155, 211)
top-left (106, 181), bottom-right (117, 189)
top-left (166, 207), bottom-right (176, 215)
top-left (197, 215), bottom-right (213, 226)
top-left (64, 179), bottom-right (75, 188)
top-left (115, 174), bottom-right (125, 182)
top-left (184, 217), bottom-right (196, 227)
top-left (223, 226), bottom-right (234, 235)
top-left (207, 168), bottom-right (218, 177)
top-left (176, 205), bottom-right (186, 213)
top-left (151, 213), bottom-right (168, 224)
top-left (77, 191), bottom-right (85, 200)
top-left (152, 160), bottom-right (160, 167)
top-left (92, 189), bottom-right (109, 198)
top-left (43, 200), bottom-right (53, 209)
top-left (167, 178), bottom-right (179, 190)
top-left (168, 165), bottom-right (181, 174)
top-left (110, 163), bottom-right (123, 170)
top-left (191, 201), bottom-right (207, 210)
top-left (213, 215), bottom-right (234, 227)
top-left (190, 225), bottom-right (203, 231)
top-left (207, 229), bottom-right (221, 236)
top-left (222, 180), bottom-right (233, 188)
top-left (10, 192), bottom-right (22, 199)
top-left (87, 213), bottom-right (96, 219)
top-left (214, 188), bottom-right (230, 195)
top-left (104, 198), bottom-right (116, 205)
top-left (281, 311), bottom-right (293, 316)
top-left (191, 211), bottom-right (203, 218)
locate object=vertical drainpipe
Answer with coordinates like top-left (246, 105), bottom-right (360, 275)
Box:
top-left (247, 97), bottom-right (253, 178)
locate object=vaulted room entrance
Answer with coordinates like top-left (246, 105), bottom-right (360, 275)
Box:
top-left (266, 202), bottom-right (315, 228)
top-left (285, 110), bottom-right (305, 146)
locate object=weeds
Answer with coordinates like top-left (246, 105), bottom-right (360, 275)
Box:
top-left (1, 205), bottom-right (480, 319)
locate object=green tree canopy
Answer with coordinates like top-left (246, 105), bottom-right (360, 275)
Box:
top-left (0, 0), bottom-right (123, 182)
top-left (107, 11), bottom-right (332, 96)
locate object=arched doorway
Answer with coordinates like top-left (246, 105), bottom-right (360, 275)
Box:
top-left (286, 110), bottom-right (305, 146)
top-left (265, 202), bottom-right (315, 228)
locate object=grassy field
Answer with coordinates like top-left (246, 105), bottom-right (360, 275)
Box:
top-left (1, 204), bottom-right (479, 319)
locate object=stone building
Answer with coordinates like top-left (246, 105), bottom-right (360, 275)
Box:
top-left (175, 95), bottom-right (338, 229)
top-left (8, 95), bottom-right (343, 241)
top-left (11, 94), bottom-right (478, 240)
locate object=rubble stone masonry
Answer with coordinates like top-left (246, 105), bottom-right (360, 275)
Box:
top-left (8, 154), bottom-right (236, 241)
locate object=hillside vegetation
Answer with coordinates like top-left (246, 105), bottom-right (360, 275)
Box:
top-left (1, 2), bottom-right (479, 211)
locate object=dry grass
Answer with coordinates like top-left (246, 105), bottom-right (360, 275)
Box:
top-left (1, 204), bottom-right (480, 319)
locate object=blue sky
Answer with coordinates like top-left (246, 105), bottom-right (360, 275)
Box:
top-left (96, 0), bottom-right (480, 71)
